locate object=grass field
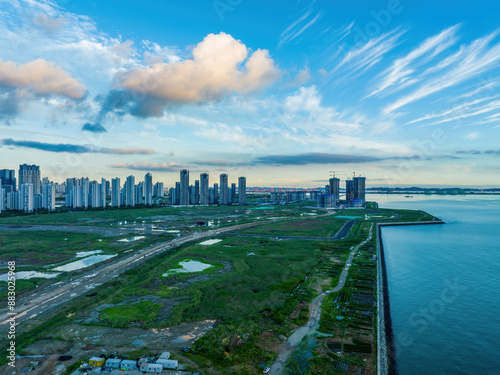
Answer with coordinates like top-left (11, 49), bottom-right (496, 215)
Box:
top-left (0, 230), bottom-right (176, 268)
top-left (236, 217), bottom-right (345, 238)
top-left (0, 203), bottom-right (319, 226)
top-left (75, 236), bottom-right (323, 327)
top-left (0, 231), bottom-right (118, 266)
top-left (100, 301), bottom-right (162, 326)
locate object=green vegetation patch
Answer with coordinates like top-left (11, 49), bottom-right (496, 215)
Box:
top-left (100, 301), bottom-right (162, 326)
top-left (237, 217), bottom-right (345, 238)
top-left (0, 230), bottom-right (118, 266)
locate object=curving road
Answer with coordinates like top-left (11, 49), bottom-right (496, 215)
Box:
top-left (268, 223), bottom-right (374, 375)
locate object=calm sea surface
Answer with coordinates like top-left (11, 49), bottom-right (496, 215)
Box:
top-left (367, 194), bottom-right (500, 375)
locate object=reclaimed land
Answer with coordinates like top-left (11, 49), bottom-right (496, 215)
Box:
top-left (0, 203), bottom-right (441, 374)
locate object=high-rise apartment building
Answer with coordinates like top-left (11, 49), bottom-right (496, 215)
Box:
top-left (135, 182), bottom-right (144, 205)
top-left (169, 187), bottom-right (175, 205)
top-left (125, 175), bottom-right (135, 206)
top-left (111, 178), bottom-right (121, 207)
top-left (0, 169), bottom-right (16, 193)
top-left (345, 179), bottom-right (354, 202)
top-left (213, 183), bottom-right (219, 204)
top-left (175, 182), bottom-right (180, 205)
top-left (238, 177), bottom-right (246, 205)
top-left (329, 177), bottom-right (340, 204)
top-left (19, 183), bottom-right (34, 212)
top-left (200, 173), bottom-right (209, 206)
top-left (353, 176), bottom-right (366, 204)
top-left (189, 185), bottom-right (196, 205)
top-left (144, 173), bottom-right (153, 205)
top-left (194, 180), bottom-right (200, 205)
top-left (90, 181), bottom-right (100, 207)
top-left (41, 183), bottom-right (55, 211)
top-left (180, 169), bottom-right (189, 205)
top-left (19, 164), bottom-right (41, 194)
top-left (154, 182), bottom-right (164, 197)
top-left (219, 174), bottom-right (228, 205)
top-left (230, 183), bottom-right (236, 204)
top-left (100, 178), bottom-right (107, 207)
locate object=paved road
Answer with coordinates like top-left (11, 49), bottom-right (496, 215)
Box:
top-left (268, 224), bottom-right (374, 375)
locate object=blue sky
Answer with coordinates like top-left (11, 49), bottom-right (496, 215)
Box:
top-left (1, 0), bottom-right (499, 187)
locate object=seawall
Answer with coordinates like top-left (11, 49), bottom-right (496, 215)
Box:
top-left (376, 220), bottom-right (444, 375)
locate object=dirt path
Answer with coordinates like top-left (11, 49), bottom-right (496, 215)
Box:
top-left (268, 224), bottom-right (374, 375)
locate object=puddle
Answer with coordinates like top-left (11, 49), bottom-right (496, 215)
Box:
top-left (0, 271), bottom-right (60, 282)
top-left (53, 254), bottom-right (117, 272)
top-left (117, 236), bottom-right (146, 242)
top-left (163, 260), bottom-right (214, 277)
top-left (76, 250), bottom-right (103, 257)
top-left (198, 239), bottom-right (222, 246)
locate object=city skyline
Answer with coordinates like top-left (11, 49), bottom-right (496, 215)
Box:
top-left (1, 1), bottom-right (500, 186)
top-left (1, 163), bottom-right (255, 212)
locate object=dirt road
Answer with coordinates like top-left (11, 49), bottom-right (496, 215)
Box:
top-left (268, 224), bottom-right (374, 375)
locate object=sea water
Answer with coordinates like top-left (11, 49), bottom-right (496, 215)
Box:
top-left (371, 194), bottom-right (500, 375)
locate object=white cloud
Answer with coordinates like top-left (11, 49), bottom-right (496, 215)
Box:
top-left (118, 32), bottom-right (281, 104)
top-left (0, 0), bottom-right (140, 86)
top-left (284, 86), bottom-right (360, 132)
top-left (465, 132), bottom-right (480, 139)
top-left (0, 57), bottom-right (86, 99)
top-left (32, 13), bottom-right (66, 33)
top-left (194, 122), bottom-right (266, 149)
top-left (285, 66), bottom-right (311, 87)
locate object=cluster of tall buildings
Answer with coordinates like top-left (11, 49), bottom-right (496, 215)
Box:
top-left (0, 165), bottom-right (55, 213)
top-left (169, 170), bottom-right (246, 206)
top-left (318, 174), bottom-right (366, 208)
top-left (64, 173), bottom-right (167, 209)
top-left (0, 165), bottom-right (248, 213)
